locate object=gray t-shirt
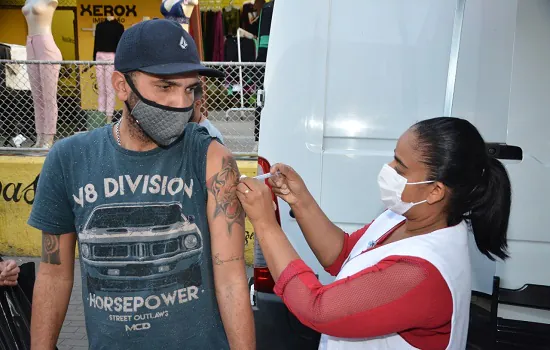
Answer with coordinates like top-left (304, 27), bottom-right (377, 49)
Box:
top-left (28, 123), bottom-right (229, 350)
top-left (199, 119), bottom-right (224, 144)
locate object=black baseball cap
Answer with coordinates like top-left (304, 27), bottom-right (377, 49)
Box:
top-left (114, 19), bottom-right (224, 78)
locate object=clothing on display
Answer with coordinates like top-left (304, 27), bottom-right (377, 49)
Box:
top-left (95, 52), bottom-right (116, 117)
top-left (256, 0), bottom-right (274, 62)
top-left (189, 3), bottom-right (204, 59)
top-left (254, 1), bottom-right (274, 141)
top-left (161, 0), bottom-right (192, 25)
top-left (26, 33), bottom-right (62, 136)
top-left (0, 44), bottom-right (10, 90)
top-left (200, 2), bottom-right (275, 63)
top-left (223, 6), bottom-right (240, 36)
top-left (0, 44), bottom-right (10, 59)
top-left (93, 19), bottom-right (124, 118)
top-left (224, 36), bottom-right (256, 62)
top-left (212, 11), bottom-right (225, 61)
top-left (201, 10), bottom-right (222, 61)
top-left (240, 2), bottom-right (259, 35)
top-left (0, 44), bottom-right (10, 140)
top-left (0, 43), bottom-right (34, 145)
top-left (92, 19), bottom-right (124, 61)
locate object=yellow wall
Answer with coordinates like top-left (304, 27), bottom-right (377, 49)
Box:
top-left (0, 9), bottom-right (27, 46)
top-left (52, 10), bottom-right (76, 60)
top-left (0, 157), bottom-right (45, 257)
top-left (0, 9), bottom-right (76, 61)
top-left (0, 156), bottom-right (258, 264)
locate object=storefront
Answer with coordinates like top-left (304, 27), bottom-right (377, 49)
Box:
top-left (0, 0), bottom-right (270, 120)
top-left (0, 0), bottom-right (270, 260)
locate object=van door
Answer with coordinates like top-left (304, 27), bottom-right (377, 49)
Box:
top-left (261, 0), bottom-right (474, 284)
top-left (496, 0), bottom-right (550, 324)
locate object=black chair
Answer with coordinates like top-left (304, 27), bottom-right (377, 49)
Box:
top-left (490, 276), bottom-right (550, 349)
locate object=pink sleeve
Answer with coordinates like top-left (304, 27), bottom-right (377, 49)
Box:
top-left (273, 256), bottom-right (452, 339)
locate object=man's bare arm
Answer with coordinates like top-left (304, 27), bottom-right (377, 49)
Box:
top-left (31, 232), bottom-right (76, 350)
top-left (206, 142), bottom-right (255, 350)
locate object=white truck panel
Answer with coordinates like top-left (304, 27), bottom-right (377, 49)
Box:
top-left (259, 0), bottom-right (550, 321)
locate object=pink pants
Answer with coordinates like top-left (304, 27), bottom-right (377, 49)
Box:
top-left (95, 51), bottom-right (116, 117)
top-left (26, 34), bottom-right (62, 135)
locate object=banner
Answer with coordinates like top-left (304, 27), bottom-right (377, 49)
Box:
top-left (0, 156), bottom-right (257, 264)
top-left (0, 157), bottom-right (44, 257)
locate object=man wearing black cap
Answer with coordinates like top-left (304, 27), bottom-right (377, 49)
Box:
top-left (28, 19), bottom-right (254, 350)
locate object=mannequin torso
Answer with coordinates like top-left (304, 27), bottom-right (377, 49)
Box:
top-left (161, 0), bottom-right (198, 32)
top-left (22, 0), bottom-right (58, 36)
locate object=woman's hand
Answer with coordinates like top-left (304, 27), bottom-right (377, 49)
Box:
top-left (0, 260), bottom-right (20, 287)
top-left (237, 177), bottom-right (279, 229)
top-left (269, 163), bottom-right (310, 206)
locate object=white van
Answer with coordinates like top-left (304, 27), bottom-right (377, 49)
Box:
top-left (251, 0), bottom-right (550, 349)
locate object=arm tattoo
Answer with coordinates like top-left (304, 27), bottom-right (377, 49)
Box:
top-left (207, 155), bottom-right (245, 236)
top-left (213, 253), bottom-right (245, 265)
top-left (42, 233), bottom-right (61, 265)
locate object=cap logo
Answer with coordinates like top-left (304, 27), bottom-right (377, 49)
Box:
top-left (179, 36), bottom-right (188, 50)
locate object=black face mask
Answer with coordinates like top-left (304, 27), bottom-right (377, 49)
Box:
top-left (124, 75), bottom-right (197, 147)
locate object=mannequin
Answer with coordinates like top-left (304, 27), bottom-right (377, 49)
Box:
top-left (93, 16), bottom-right (124, 123)
top-left (22, 0), bottom-right (62, 148)
top-left (160, 0), bottom-right (199, 32)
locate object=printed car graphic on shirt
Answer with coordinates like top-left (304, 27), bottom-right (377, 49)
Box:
top-left (79, 202), bottom-right (203, 293)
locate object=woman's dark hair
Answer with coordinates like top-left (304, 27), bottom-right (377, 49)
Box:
top-left (412, 117), bottom-right (511, 261)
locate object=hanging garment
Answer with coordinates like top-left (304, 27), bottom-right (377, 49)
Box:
top-left (0, 43), bottom-right (10, 90)
top-left (189, 3), bottom-right (204, 60)
top-left (240, 3), bottom-right (259, 35)
top-left (202, 11), bottom-right (216, 61)
top-left (160, 0), bottom-right (191, 25)
top-left (0, 44), bottom-right (11, 140)
top-left (223, 7), bottom-right (240, 36)
top-left (212, 11), bottom-right (225, 61)
top-left (26, 33), bottom-right (62, 135)
top-left (93, 19), bottom-right (124, 61)
top-left (256, 1), bottom-right (274, 62)
top-left (224, 36), bottom-right (256, 62)
top-left (95, 52), bottom-right (116, 117)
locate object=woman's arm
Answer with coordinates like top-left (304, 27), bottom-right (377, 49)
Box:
top-left (274, 255), bottom-right (452, 338)
top-left (269, 164), bottom-right (349, 268)
top-left (236, 178), bottom-right (451, 339)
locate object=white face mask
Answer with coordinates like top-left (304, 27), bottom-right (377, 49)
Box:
top-left (377, 164), bottom-right (435, 215)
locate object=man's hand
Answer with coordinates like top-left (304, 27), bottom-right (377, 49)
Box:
top-left (236, 177), bottom-right (278, 229)
top-left (0, 260), bottom-right (20, 287)
top-left (206, 141), bottom-right (255, 350)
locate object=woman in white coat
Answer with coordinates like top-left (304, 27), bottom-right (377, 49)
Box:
top-left (237, 117), bottom-right (512, 350)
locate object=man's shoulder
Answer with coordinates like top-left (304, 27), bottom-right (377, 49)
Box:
top-left (50, 126), bottom-right (110, 154)
top-left (182, 122), bottom-right (224, 154)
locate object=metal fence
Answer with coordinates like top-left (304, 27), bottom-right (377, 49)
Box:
top-left (0, 60), bottom-right (266, 153)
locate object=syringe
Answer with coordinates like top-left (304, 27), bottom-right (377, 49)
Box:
top-left (241, 171), bottom-right (281, 181)
top-left (253, 172), bottom-right (276, 181)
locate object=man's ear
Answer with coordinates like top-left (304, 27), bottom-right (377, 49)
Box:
top-left (427, 182), bottom-right (446, 205)
top-left (112, 71), bottom-right (130, 102)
